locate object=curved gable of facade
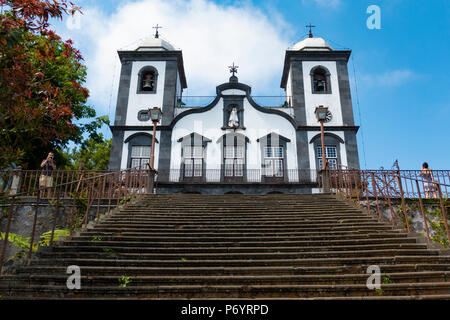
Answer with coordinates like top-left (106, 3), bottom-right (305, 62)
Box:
top-left (170, 78), bottom-right (297, 129)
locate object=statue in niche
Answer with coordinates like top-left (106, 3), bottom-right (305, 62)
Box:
top-left (228, 106), bottom-right (239, 128)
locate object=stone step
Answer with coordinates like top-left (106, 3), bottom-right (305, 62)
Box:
top-left (86, 227), bottom-right (394, 234)
top-left (15, 263), bottom-right (450, 276)
top-left (111, 212), bottom-right (372, 219)
top-left (49, 243), bottom-right (430, 254)
top-left (103, 215), bottom-right (375, 222)
top-left (93, 223), bottom-right (393, 231)
top-left (121, 205), bottom-right (357, 214)
top-left (67, 233), bottom-right (408, 243)
top-left (63, 236), bottom-right (415, 248)
top-left (36, 249), bottom-right (441, 261)
top-left (76, 230), bottom-right (402, 238)
top-left (124, 202), bottom-right (355, 206)
top-left (2, 271), bottom-right (448, 287)
top-left (28, 256), bottom-right (450, 268)
top-left (3, 282), bottom-right (450, 298)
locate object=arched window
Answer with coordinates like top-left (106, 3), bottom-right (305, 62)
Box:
top-left (177, 132), bottom-right (212, 181)
top-left (257, 132), bottom-right (290, 182)
top-left (124, 133), bottom-right (158, 169)
top-left (309, 133), bottom-right (344, 170)
top-left (137, 66), bottom-right (158, 94)
top-left (217, 133), bottom-right (249, 182)
top-left (310, 66), bottom-right (331, 94)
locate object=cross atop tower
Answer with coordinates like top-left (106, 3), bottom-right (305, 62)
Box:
top-left (153, 24), bottom-right (162, 38)
top-left (306, 23), bottom-right (316, 38)
top-left (228, 62), bottom-right (239, 76)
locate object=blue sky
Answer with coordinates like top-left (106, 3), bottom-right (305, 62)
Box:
top-left (51, 0), bottom-right (450, 169)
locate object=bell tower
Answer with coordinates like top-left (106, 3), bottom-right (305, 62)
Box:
top-left (109, 31), bottom-right (187, 170)
top-left (280, 30), bottom-right (360, 170)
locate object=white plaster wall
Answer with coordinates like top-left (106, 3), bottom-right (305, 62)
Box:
top-left (307, 131), bottom-right (347, 170)
top-left (171, 100), bottom-right (224, 170)
top-left (286, 68), bottom-right (292, 102)
top-left (120, 130), bottom-right (161, 170)
top-left (302, 61), bottom-right (343, 127)
top-left (125, 61), bottom-right (167, 126)
top-left (265, 107), bottom-right (293, 117)
top-left (171, 97), bottom-right (298, 172)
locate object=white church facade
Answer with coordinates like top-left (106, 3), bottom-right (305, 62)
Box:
top-left (109, 32), bottom-right (360, 194)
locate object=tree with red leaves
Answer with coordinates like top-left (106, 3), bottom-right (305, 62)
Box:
top-left (0, 0), bottom-right (106, 169)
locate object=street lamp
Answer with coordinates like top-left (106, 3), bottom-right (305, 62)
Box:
top-left (146, 107), bottom-right (161, 194)
top-left (149, 107), bottom-right (162, 170)
top-left (314, 105), bottom-right (328, 170)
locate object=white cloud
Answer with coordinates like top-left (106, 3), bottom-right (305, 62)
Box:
top-left (302, 0), bottom-right (342, 9)
top-left (360, 69), bottom-right (420, 87)
top-left (56, 0), bottom-right (293, 117)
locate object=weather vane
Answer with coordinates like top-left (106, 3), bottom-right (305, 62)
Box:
top-left (153, 24), bottom-right (162, 38)
top-left (306, 23), bottom-right (316, 38)
top-left (228, 62), bottom-right (239, 76)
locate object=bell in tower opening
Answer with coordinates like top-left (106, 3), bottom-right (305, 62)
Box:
top-left (141, 71), bottom-right (155, 91)
top-left (312, 67), bottom-right (328, 93)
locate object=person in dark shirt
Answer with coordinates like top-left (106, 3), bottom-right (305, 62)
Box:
top-left (39, 152), bottom-right (56, 197)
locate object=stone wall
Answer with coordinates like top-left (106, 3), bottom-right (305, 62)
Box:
top-left (0, 198), bottom-right (115, 266)
top-left (354, 197), bottom-right (449, 244)
top-left (156, 183), bottom-right (316, 195)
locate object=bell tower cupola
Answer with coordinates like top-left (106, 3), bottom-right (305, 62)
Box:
top-left (109, 28), bottom-right (187, 170)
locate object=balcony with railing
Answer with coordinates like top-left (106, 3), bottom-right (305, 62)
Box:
top-left (156, 169), bottom-right (318, 185)
top-left (174, 96), bottom-right (294, 117)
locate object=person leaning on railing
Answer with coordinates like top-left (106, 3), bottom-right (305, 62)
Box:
top-left (40, 152), bottom-right (56, 197)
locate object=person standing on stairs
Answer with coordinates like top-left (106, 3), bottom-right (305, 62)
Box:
top-left (39, 152), bottom-right (56, 197)
top-left (419, 162), bottom-right (437, 199)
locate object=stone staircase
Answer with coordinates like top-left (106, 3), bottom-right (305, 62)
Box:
top-left (1, 193), bottom-right (449, 299)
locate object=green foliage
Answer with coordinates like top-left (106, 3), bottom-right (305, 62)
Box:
top-left (118, 276), bottom-right (132, 288)
top-left (0, 232), bottom-right (37, 254)
top-left (382, 275), bottom-right (392, 284)
top-left (375, 288), bottom-right (383, 296)
top-left (103, 248), bottom-right (115, 254)
top-left (1, 228), bottom-right (70, 261)
top-left (424, 206), bottom-right (450, 248)
top-left (396, 204), bottom-right (414, 231)
top-left (91, 236), bottom-right (103, 242)
top-left (1, 232), bottom-right (36, 261)
top-left (68, 189), bottom-right (88, 231)
top-left (119, 196), bottom-right (133, 206)
top-left (0, 1), bottom-right (110, 169)
top-left (59, 131), bottom-right (111, 170)
top-left (404, 200), bottom-right (449, 248)
top-left (0, 194), bottom-right (10, 220)
top-left (38, 229), bottom-right (69, 246)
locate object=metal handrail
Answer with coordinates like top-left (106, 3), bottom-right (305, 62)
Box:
top-left (0, 167), bottom-right (151, 273)
top-left (326, 169), bottom-right (450, 246)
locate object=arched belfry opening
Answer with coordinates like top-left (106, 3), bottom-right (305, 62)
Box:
top-left (310, 66), bottom-right (331, 94)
